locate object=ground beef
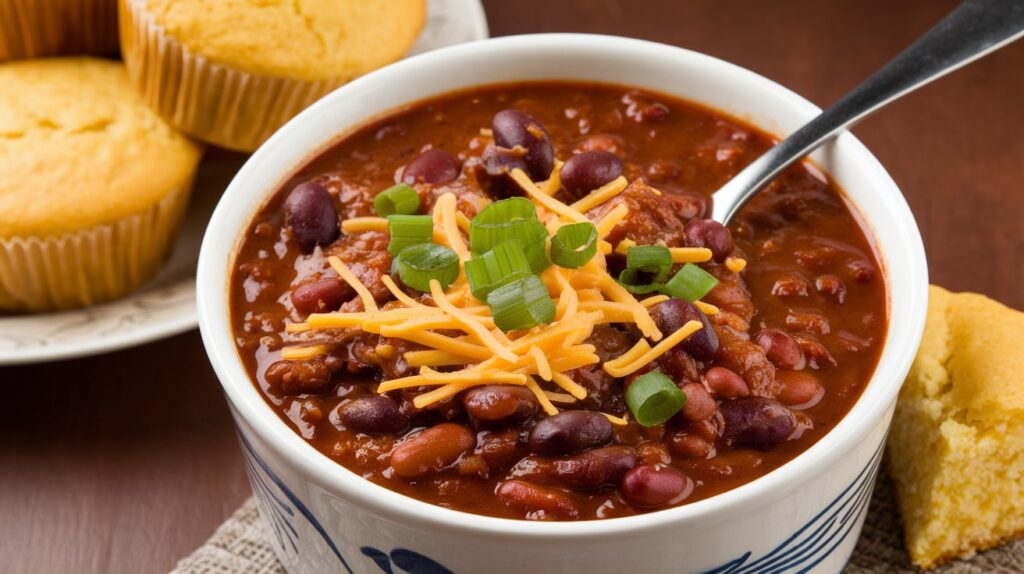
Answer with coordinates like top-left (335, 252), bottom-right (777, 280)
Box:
top-left (327, 231), bottom-right (392, 302)
top-left (569, 325), bottom-right (634, 414)
top-left (586, 180), bottom-right (699, 247)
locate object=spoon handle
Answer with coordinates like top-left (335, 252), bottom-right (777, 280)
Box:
top-left (711, 0), bottom-right (1024, 223)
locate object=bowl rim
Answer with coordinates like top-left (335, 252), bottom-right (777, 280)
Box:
top-left (197, 32), bottom-right (928, 539)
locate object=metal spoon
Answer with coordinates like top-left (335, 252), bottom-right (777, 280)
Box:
top-left (712, 0), bottom-right (1024, 224)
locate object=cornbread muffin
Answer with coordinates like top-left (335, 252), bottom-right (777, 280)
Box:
top-left (887, 285), bottom-right (1024, 568)
top-left (119, 0), bottom-right (426, 151)
top-left (0, 0), bottom-right (118, 61)
top-left (0, 57), bottom-right (202, 311)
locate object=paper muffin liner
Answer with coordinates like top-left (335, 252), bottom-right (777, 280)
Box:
top-left (0, 0), bottom-right (118, 61)
top-left (120, 0), bottom-right (347, 152)
top-left (0, 178), bottom-right (193, 312)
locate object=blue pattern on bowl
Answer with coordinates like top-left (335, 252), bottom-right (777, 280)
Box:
top-left (238, 428), bottom-right (881, 574)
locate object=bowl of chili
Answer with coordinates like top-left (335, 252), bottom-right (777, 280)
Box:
top-left (197, 33), bottom-right (928, 574)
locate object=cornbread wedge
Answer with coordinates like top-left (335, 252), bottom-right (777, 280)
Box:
top-left (887, 285), bottom-right (1024, 568)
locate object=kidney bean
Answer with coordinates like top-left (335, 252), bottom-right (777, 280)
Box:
top-left (846, 259), bottom-right (875, 283)
top-left (463, 385), bottom-right (538, 423)
top-left (495, 479), bottom-right (579, 519)
top-left (651, 299), bottom-right (719, 361)
top-left (775, 371), bottom-right (825, 409)
top-left (291, 278), bottom-right (352, 315)
top-left (401, 149), bottom-right (461, 185)
top-left (679, 383), bottom-right (717, 422)
top-left (552, 446), bottom-right (640, 488)
top-left (785, 309), bottom-right (831, 335)
top-left (528, 410), bottom-right (613, 456)
top-left (264, 356), bottom-right (339, 395)
top-left (794, 335), bottom-right (837, 369)
top-left (559, 151), bottom-right (624, 200)
top-left (754, 329), bottom-right (806, 371)
top-left (771, 274), bottom-right (810, 298)
top-left (719, 397), bottom-right (797, 449)
top-left (621, 465), bottom-right (693, 507)
top-left (477, 428), bottom-right (527, 474)
top-left (474, 144), bottom-right (529, 197)
top-left (333, 395), bottom-right (408, 434)
top-left (492, 109), bottom-right (554, 180)
top-left (814, 274), bottom-right (847, 304)
top-left (390, 423), bottom-right (476, 477)
top-left (795, 246), bottom-right (838, 270)
top-left (283, 181), bottom-right (339, 252)
top-left (683, 219), bottom-right (733, 262)
top-left (622, 92), bottom-right (670, 123)
top-left (704, 366), bottom-right (750, 399)
top-left (667, 431), bottom-right (715, 459)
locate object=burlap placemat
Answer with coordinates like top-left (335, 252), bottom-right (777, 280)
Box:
top-left (171, 463), bottom-right (1024, 574)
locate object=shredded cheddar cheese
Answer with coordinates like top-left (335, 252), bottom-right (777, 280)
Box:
top-left (726, 257), bottom-right (747, 273)
top-left (280, 344), bottom-right (329, 361)
top-left (571, 176), bottom-right (629, 213)
top-left (670, 247), bottom-right (713, 263)
top-left (281, 160), bottom-right (724, 420)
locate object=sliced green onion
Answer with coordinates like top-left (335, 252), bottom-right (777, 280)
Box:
top-left (626, 371), bottom-right (687, 427)
top-left (386, 214), bottom-right (433, 256)
top-left (472, 197), bottom-right (537, 225)
top-left (373, 183), bottom-right (420, 217)
top-left (395, 243), bottom-right (459, 292)
top-left (626, 246), bottom-right (672, 283)
top-left (522, 236), bottom-right (551, 274)
top-left (616, 279), bottom-right (665, 295)
top-left (465, 242), bottom-right (533, 300)
top-left (662, 263), bottom-right (719, 302)
top-left (470, 198), bottom-right (546, 255)
top-left (487, 275), bottom-right (556, 332)
top-left (550, 222), bottom-right (598, 269)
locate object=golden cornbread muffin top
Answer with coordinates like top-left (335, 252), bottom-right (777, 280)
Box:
top-left (0, 57), bottom-right (202, 238)
top-left (143, 0), bottom-right (426, 81)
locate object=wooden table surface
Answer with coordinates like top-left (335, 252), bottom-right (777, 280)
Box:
top-left (2, 1), bottom-right (1022, 572)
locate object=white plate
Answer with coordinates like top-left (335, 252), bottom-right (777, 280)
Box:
top-left (0, 0), bottom-right (489, 365)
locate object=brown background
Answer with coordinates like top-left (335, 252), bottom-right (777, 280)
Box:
top-left (2, 0), bottom-right (1022, 572)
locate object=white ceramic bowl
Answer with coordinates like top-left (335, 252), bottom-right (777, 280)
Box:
top-left (197, 34), bottom-right (928, 574)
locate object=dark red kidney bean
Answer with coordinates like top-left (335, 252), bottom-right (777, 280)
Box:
top-left (754, 329), bottom-right (807, 371)
top-left (264, 356), bottom-right (339, 394)
top-left (283, 182), bottom-right (339, 252)
top-left (704, 366), bottom-right (750, 398)
top-left (621, 465), bottom-right (693, 507)
top-left (719, 397), bottom-right (797, 449)
top-left (622, 92), bottom-right (670, 123)
top-left (291, 278), bottom-right (352, 315)
top-left (679, 383), bottom-right (717, 422)
top-left (846, 259), bottom-right (875, 283)
top-left (683, 219), bottom-right (733, 262)
top-left (550, 446), bottom-right (640, 488)
top-left (495, 479), bottom-right (579, 519)
top-left (473, 144), bottom-right (529, 197)
top-left (333, 395), bottom-right (408, 434)
top-left (775, 371), bottom-right (825, 409)
top-left (463, 385), bottom-right (538, 423)
top-left (667, 431), bottom-right (715, 459)
top-left (650, 299), bottom-right (719, 361)
top-left (559, 151), bottom-right (624, 200)
top-left (528, 410), bottom-right (613, 456)
top-left (492, 109), bottom-right (554, 180)
top-left (814, 274), bottom-right (847, 304)
top-left (771, 274), bottom-right (810, 298)
top-left (390, 423), bottom-right (475, 477)
top-left (401, 149), bottom-right (461, 185)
